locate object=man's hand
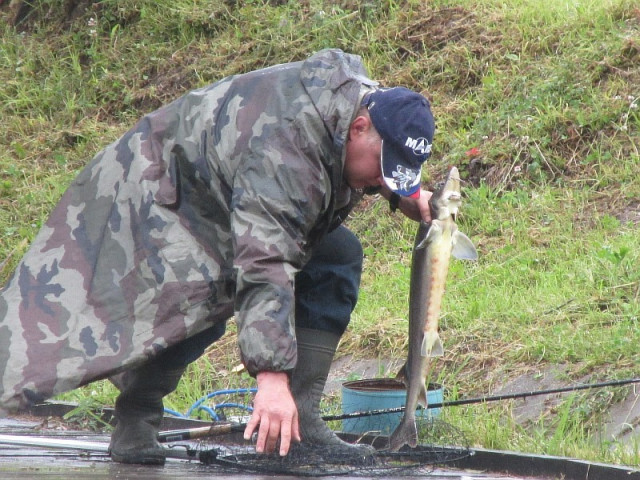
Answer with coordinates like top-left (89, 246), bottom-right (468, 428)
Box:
top-left (380, 186), bottom-right (432, 222)
top-left (244, 371), bottom-right (300, 456)
top-left (409, 188), bottom-right (432, 222)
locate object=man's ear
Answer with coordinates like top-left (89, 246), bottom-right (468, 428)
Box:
top-left (350, 115), bottom-right (370, 136)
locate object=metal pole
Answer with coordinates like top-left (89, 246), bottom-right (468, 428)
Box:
top-left (0, 433), bottom-right (199, 461)
top-left (0, 433), bottom-right (109, 453)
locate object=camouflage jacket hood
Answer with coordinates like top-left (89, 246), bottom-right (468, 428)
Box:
top-left (0, 49), bottom-right (377, 412)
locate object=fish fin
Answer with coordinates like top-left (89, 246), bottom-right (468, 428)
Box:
top-left (416, 222), bottom-right (440, 249)
top-left (452, 230), bottom-right (478, 260)
top-left (421, 331), bottom-right (444, 357)
top-left (395, 363), bottom-right (410, 387)
top-left (417, 384), bottom-right (428, 408)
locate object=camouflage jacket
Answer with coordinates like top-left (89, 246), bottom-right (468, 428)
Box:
top-left (0, 48), bottom-right (378, 412)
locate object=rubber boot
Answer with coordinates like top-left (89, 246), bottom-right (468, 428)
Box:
top-left (108, 362), bottom-right (185, 465)
top-left (291, 328), bottom-right (375, 454)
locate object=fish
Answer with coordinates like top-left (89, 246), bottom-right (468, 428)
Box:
top-left (388, 166), bottom-right (478, 452)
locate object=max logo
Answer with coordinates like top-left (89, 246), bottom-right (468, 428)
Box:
top-left (405, 137), bottom-right (432, 156)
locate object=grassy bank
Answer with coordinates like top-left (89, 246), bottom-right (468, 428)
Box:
top-left (1, 0), bottom-right (639, 466)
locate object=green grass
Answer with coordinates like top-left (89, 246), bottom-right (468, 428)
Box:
top-left (1, 0), bottom-right (639, 467)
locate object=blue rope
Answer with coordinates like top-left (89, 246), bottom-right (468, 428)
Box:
top-left (163, 407), bottom-right (185, 418)
top-left (164, 388), bottom-right (257, 421)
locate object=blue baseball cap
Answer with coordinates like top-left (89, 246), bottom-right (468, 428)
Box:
top-left (362, 87), bottom-right (435, 198)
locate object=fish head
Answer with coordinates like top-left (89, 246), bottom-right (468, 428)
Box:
top-left (429, 166), bottom-right (462, 220)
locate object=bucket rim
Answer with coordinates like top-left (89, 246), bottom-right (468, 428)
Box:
top-left (342, 378), bottom-right (442, 392)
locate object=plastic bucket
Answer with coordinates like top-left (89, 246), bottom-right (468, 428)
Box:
top-left (341, 378), bottom-right (443, 435)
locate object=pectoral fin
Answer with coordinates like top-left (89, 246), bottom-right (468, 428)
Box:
top-left (417, 383), bottom-right (428, 408)
top-left (416, 222), bottom-right (440, 249)
top-left (421, 331), bottom-right (444, 357)
top-left (452, 230), bottom-right (478, 260)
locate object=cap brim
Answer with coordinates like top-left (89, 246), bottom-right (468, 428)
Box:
top-left (380, 140), bottom-right (422, 197)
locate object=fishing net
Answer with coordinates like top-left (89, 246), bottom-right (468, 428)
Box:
top-left (168, 417), bottom-right (471, 477)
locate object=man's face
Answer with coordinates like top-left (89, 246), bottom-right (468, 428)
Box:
top-left (344, 116), bottom-right (384, 190)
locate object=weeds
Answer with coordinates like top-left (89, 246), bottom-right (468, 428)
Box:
top-left (62, 395), bottom-right (114, 432)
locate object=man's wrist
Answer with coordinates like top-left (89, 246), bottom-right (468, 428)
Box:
top-left (389, 192), bottom-right (401, 213)
top-left (256, 371), bottom-right (290, 387)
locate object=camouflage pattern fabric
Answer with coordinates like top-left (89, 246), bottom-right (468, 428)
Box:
top-left (0, 48), bottom-right (378, 413)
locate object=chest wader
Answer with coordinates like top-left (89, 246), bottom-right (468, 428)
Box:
top-left (291, 227), bottom-right (373, 453)
top-left (108, 321), bottom-right (226, 465)
top-left (291, 328), bottom-right (374, 454)
top-left (108, 361), bottom-right (186, 465)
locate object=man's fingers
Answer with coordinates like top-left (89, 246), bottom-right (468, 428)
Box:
top-left (279, 418), bottom-right (292, 456)
top-left (292, 408), bottom-right (301, 443)
top-left (244, 411), bottom-right (261, 447)
top-left (254, 416), bottom-right (270, 453)
top-left (265, 418), bottom-right (282, 454)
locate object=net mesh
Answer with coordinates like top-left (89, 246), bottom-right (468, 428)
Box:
top-left (179, 417), bottom-right (471, 477)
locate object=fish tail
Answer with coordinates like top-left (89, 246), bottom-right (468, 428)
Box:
top-left (421, 331), bottom-right (444, 357)
top-left (388, 415), bottom-right (418, 451)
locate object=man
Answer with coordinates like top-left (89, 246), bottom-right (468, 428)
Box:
top-left (0, 48), bottom-right (435, 463)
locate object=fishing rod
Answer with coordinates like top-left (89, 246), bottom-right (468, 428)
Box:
top-left (155, 377), bottom-right (640, 441)
top-left (322, 377), bottom-right (640, 422)
top-left (158, 422), bottom-right (245, 442)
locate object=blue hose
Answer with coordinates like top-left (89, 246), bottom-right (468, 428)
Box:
top-left (164, 388), bottom-right (257, 421)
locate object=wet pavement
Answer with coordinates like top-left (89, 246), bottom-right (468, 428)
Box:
top-left (1, 410), bottom-right (638, 479)
top-left (0, 414), bottom-right (529, 480)
top-left (0, 431), bottom-right (528, 480)
top-left (0, 445), bottom-right (537, 480)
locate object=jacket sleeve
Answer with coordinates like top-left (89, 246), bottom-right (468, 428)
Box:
top-left (230, 132), bottom-right (331, 376)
